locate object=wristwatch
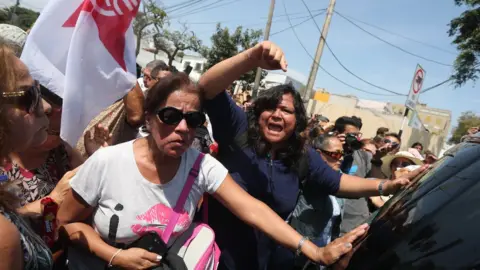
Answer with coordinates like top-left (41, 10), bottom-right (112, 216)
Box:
top-left (378, 180), bottom-right (387, 196)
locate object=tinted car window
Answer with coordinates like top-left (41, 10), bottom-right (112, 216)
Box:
top-left (346, 143), bottom-right (480, 270)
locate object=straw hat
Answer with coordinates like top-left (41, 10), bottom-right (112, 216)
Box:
top-left (381, 151), bottom-right (423, 178)
top-left (0, 24), bottom-right (27, 47)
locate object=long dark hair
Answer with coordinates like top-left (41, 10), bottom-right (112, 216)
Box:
top-left (247, 84), bottom-right (307, 168)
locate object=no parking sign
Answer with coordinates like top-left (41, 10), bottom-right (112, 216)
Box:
top-left (405, 65), bottom-right (426, 110)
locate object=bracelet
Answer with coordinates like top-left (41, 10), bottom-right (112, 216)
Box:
top-left (296, 236), bottom-right (309, 256)
top-left (108, 249), bottom-right (122, 268)
top-left (378, 180), bottom-right (387, 196)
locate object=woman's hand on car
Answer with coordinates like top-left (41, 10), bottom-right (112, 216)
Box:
top-left (314, 223), bottom-right (368, 265)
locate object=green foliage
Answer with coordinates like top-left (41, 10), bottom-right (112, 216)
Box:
top-left (133, 1), bottom-right (167, 56)
top-left (153, 24), bottom-right (203, 67)
top-left (0, 6), bottom-right (39, 30)
top-left (201, 23), bottom-right (264, 84)
top-left (448, 0), bottom-right (480, 86)
top-left (449, 111), bottom-right (480, 144)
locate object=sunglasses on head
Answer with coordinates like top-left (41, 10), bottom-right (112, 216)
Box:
top-left (157, 107), bottom-right (206, 128)
top-left (318, 149), bottom-right (344, 161)
top-left (1, 80), bottom-right (41, 114)
top-left (384, 139), bottom-right (399, 148)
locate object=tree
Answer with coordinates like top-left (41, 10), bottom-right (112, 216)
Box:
top-left (153, 24), bottom-right (203, 67)
top-left (448, 0), bottom-right (480, 87)
top-left (0, 6), bottom-right (39, 30)
top-left (201, 23), bottom-right (265, 85)
top-left (133, 0), bottom-right (167, 56)
top-left (449, 111), bottom-right (480, 144)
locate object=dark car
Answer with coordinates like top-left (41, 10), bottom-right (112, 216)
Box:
top-left (345, 136), bottom-right (480, 270)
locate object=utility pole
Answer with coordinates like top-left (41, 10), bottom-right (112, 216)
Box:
top-left (303, 0), bottom-right (336, 100)
top-left (10, 0), bottom-right (20, 24)
top-left (252, 0), bottom-right (275, 98)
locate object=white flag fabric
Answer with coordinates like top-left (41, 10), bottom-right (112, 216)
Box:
top-left (408, 110), bottom-right (424, 131)
top-left (22, 0), bottom-right (139, 146)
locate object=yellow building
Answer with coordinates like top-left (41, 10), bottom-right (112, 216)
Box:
top-left (307, 92), bottom-right (451, 155)
top-left (391, 103), bottom-right (451, 137)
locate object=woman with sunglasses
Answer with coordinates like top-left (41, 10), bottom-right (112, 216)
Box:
top-left (197, 41), bottom-right (423, 270)
top-left (0, 42), bottom-right (53, 270)
top-left (56, 72), bottom-right (367, 270)
top-left (310, 135), bottom-right (344, 249)
top-left (312, 135), bottom-right (344, 172)
top-left (0, 85), bottom-right (88, 236)
top-left (369, 151), bottom-right (423, 209)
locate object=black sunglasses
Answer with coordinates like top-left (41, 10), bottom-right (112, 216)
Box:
top-left (384, 139), bottom-right (399, 148)
top-left (156, 107), bottom-right (205, 128)
top-left (40, 84), bottom-right (62, 107)
top-left (1, 80), bottom-right (41, 114)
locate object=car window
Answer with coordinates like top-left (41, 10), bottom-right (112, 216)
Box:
top-left (346, 144), bottom-right (480, 270)
top-left (370, 156), bottom-right (450, 224)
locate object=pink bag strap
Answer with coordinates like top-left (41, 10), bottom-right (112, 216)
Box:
top-left (162, 153), bottom-right (205, 243)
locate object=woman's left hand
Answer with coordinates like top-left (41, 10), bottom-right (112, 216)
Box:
top-left (313, 223), bottom-right (369, 265)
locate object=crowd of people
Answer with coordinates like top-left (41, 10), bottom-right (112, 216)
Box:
top-left (1, 28), bottom-right (448, 270)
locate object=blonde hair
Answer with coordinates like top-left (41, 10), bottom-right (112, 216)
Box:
top-left (0, 41), bottom-right (20, 210)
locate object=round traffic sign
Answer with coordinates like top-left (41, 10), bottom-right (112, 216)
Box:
top-left (413, 69), bottom-right (424, 94)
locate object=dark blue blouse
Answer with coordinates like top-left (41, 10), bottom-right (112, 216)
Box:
top-left (204, 92), bottom-right (342, 270)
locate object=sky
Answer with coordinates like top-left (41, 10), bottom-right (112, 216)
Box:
top-left (1, 0), bottom-right (479, 133)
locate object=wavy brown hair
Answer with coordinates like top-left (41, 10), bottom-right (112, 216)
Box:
top-left (0, 41), bottom-right (20, 211)
top-left (247, 84), bottom-right (307, 168)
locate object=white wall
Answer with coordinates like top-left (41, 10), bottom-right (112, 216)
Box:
top-left (136, 49), bottom-right (206, 82)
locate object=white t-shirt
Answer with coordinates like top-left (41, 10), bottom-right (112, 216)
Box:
top-left (68, 140), bottom-right (228, 270)
top-left (137, 77), bottom-right (147, 92)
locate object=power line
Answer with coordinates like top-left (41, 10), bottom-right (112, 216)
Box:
top-left (421, 78), bottom-right (452, 93)
top-left (337, 11), bottom-right (457, 56)
top-left (335, 11), bottom-right (453, 67)
top-left (281, 0), bottom-right (400, 97)
top-left (170, 0), bottom-right (239, 18)
top-left (270, 10), bottom-right (326, 36)
top-left (299, 0), bottom-right (405, 96)
top-left (164, 0), bottom-right (204, 13)
top-left (187, 12), bottom-right (323, 25)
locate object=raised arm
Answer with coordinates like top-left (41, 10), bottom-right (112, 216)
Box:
top-left (213, 174), bottom-right (368, 266)
top-left (198, 41), bottom-right (288, 100)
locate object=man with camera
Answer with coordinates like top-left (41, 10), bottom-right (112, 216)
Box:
top-left (331, 116), bottom-right (376, 235)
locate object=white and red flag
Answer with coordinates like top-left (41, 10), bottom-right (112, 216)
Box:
top-left (21, 0), bottom-right (139, 146)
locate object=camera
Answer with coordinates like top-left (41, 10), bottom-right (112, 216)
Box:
top-left (345, 133), bottom-right (362, 151)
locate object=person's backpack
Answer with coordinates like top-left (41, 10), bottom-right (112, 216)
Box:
top-left (162, 153), bottom-right (220, 270)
